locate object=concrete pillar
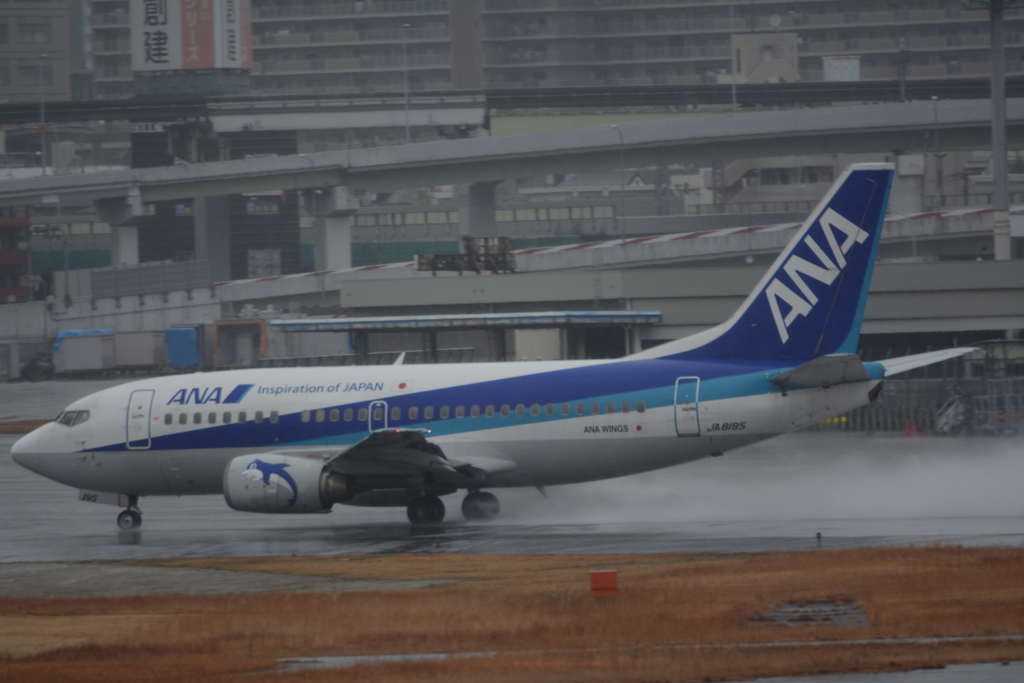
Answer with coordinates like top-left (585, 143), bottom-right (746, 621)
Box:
top-left (993, 210), bottom-right (1012, 261)
top-left (110, 225), bottom-right (139, 266)
top-left (193, 195), bottom-right (232, 282)
top-left (95, 188), bottom-right (148, 266)
top-left (458, 181), bottom-right (500, 238)
top-left (311, 187), bottom-right (354, 271)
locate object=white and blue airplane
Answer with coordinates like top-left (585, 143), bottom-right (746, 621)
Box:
top-left (11, 163), bottom-right (973, 530)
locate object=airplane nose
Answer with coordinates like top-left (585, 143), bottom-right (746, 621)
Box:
top-left (10, 430), bottom-right (39, 468)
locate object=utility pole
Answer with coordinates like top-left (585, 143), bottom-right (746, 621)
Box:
top-left (38, 55), bottom-right (48, 175)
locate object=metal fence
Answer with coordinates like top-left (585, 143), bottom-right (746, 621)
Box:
top-left (91, 261), bottom-right (213, 300)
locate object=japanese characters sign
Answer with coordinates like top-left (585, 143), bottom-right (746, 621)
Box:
top-left (131, 0), bottom-right (252, 72)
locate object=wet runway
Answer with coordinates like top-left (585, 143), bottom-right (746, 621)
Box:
top-left (1, 429), bottom-right (1021, 563)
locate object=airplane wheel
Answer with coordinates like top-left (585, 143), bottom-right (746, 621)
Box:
top-left (117, 509), bottom-right (141, 530)
top-left (462, 492), bottom-right (500, 521)
top-left (407, 496), bottom-right (445, 525)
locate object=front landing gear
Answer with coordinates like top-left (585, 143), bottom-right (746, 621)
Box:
top-left (117, 508), bottom-right (142, 530)
top-left (116, 495), bottom-right (142, 530)
top-left (407, 495), bottom-right (445, 525)
top-left (462, 491), bottom-right (500, 521)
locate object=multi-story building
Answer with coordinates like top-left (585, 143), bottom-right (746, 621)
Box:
top-left (0, 1), bottom-right (72, 103)
top-left (246, 0), bottom-right (1021, 96)
top-left (82, 1), bottom-right (1024, 100)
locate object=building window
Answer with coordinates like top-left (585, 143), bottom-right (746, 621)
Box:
top-left (0, 24), bottom-right (8, 44)
top-left (0, 67), bottom-right (8, 87)
top-left (17, 23), bottom-right (52, 44)
top-left (18, 65), bottom-right (53, 87)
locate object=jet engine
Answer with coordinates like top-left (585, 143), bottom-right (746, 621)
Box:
top-left (223, 453), bottom-right (358, 513)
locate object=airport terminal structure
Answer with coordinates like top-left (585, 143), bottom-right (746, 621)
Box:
top-left (1, 0), bottom-right (1022, 435)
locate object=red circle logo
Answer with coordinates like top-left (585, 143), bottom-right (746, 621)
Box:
top-left (398, 382), bottom-right (407, 389)
top-left (636, 425), bottom-right (643, 431)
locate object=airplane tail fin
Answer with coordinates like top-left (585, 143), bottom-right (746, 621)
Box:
top-left (632, 162), bottom-right (895, 363)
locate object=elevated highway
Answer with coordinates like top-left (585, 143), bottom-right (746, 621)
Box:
top-left (2, 98), bottom-right (1023, 207)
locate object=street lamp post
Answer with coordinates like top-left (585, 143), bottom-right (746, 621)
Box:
top-left (609, 125), bottom-right (625, 243)
top-left (402, 23), bottom-right (412, 143)
top-left (39, 54), bottom-right (48, 176)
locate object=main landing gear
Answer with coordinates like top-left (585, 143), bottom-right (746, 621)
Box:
top-left (405, 491), bottom-right (501, 525)
top-left (116, 496), bottom-right (142, 530)
top-left (462, 491), bottom-right (500, 521)
top-left (407, 495), bottom-right (446, 525)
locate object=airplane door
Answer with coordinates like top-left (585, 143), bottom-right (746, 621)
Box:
top-left (368, 400), bottom-right (388, 432)
top-left (126, 389), bottom-right (155, 449)
top-left (674, 377), bottom-right (700, 436)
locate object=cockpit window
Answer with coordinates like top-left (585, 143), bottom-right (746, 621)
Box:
top-left (56, 410), bottom-right (90, 427)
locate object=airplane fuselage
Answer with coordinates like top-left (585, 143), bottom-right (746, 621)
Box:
top-left (12, 358), bottom-right (884, 499)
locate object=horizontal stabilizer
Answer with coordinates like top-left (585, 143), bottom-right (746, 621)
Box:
top-left (878, 348), bottom-right (977, 377)
top-left (770, 354), bottom-right (870, 390)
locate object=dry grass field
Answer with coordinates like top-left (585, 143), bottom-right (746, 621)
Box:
top-left (1, 546), bottom-right (1022, 682)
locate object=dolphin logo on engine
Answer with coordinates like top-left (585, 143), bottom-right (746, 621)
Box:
top-left (242, 459), bottom-right (298, 508)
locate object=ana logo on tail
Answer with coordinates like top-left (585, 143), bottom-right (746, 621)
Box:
top-left (765, 208), bottom-right (870, 344)
top-left (241, 459), bottom-right (298, 507)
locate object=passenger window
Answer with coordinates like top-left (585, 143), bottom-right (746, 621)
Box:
top-left (223, 412), bottom-right (232, 424)
top-left (178, 413), bottom-right (187, 425)
top-left (315, 409), bottom-right (325, 423)
top-left (456, 406), bottom-right (465, 418)
top-left (531, 404), bottom-right (540, 416)
top-left (238, 411), bottom-right (247, 422)
top-left (591, 402), bottom-right (600, 415)
top-left (501, 405), bottom-right (510, 417)
top-left (561, 404), bottom-right (570, 416)
top-left (255, 411), bottom-right (264, 424)
top-left (391, 406), bottom-right (401, 421)
top-left (423, 406), bottom-right (433, 420)
top-left (576, 404), bottom-right (584, 416)
top-left (343, 408), bottom-right (353, 421)
top-left (516, 404), bottom-right (525, 417)
top-left (208, 412), bottom-right (217, 424)
top-left (440, 406), bottom-right (449, 419)
top-left (193, 413), bottom-right (202, 424)
top-left (486, 405), bottom-right (495, 417)
top-left (301, 410), bottom-right (311, 423)
top-left (622, 401), bottom-right (631, 413)
top-left (270, 411), bottom-right (279, 423)
top-left (372, 406), bottom-right (383, 421)
top-left (471, 405), bottom-right (480, 418)
top-left (606, 402), bottom-right (616, 414)
top-left (637, 401), bottom-right (646, 413)
top-left (330, 409), bottom-right (339, 422)
top-left (164, 414), bottom-right (172, 425)
top-left (358, 407), bottom-right (368, 421)
top-left (409, 406), bottom-right (418, 420)
top-left (545, 404), bottom-right (554, 416)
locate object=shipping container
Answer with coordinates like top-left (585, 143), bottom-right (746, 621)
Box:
top-left (55, 334), bottom-right (115, 373)
top-left (114, 331), bottom-right (168, 368)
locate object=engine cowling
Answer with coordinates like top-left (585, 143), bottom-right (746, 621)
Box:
top-left (223, 453), bottom-right (358, 513)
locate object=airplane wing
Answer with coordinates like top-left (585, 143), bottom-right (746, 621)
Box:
top-left (877, 347), bottom-right (977, 377)
top-left (323, 429), bottom-right (517, 480)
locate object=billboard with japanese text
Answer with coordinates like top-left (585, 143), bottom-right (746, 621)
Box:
top-left (131, 0), bottom-right (252, 72)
